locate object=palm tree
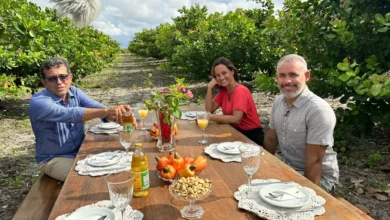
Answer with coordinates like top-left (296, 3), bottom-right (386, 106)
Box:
top-left (50, 0), bottom-right (101, 27)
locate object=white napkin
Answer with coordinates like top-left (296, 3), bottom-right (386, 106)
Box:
top-left (75, 151), bottom-right (132, 176)
top-left (270, 186), bottom-right (305, 201)
top-left (89, 124), bottom-right (123, 134)
top-left (180, 111), bottom-right (204, 120)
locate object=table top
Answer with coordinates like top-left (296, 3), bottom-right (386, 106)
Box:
top-left (48, 107), bottom-right (371, 220)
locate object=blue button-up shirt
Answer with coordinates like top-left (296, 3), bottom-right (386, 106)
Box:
top-left (29, 86), bottom-right (105, 163)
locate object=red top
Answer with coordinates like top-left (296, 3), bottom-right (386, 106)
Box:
top-left (213, 84), bottom-right (261, 131)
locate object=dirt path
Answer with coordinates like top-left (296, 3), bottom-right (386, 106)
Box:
top-left (0, 54), bottom-right (389, 219)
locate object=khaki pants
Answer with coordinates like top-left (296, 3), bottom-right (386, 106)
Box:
top-left (38, 157), bottom-right (74, 182)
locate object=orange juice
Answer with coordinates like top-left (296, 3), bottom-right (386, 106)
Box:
top-left (197, 119), bottom-right (209, 129)
top-left (138, 109), bottom-right (148, 119)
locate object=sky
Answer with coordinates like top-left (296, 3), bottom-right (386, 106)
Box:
top-left (28, 0), bottom-right (285, 48)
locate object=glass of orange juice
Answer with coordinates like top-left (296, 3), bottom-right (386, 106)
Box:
top-left (136, 103), bottom-right (149, 131)
top-left (197, 112), bottom-right (209, 144)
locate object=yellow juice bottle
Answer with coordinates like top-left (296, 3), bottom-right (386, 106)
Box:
top-left (131, 143), bottom-right (150, 197)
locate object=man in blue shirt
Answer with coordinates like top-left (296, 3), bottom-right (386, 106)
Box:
top-left (29, 57), bottom-right (132, 181)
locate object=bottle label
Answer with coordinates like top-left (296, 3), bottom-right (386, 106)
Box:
top-left (134, 170), bottom-right (150, 190)
top-left (124, 124), bottom-right (133, 133)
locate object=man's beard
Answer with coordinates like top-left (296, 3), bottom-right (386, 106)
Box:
top-left (279, 83), bottom-right (305, 99)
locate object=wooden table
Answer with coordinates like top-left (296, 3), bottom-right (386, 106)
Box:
top-left (48, 108), bottom-right (371, 220)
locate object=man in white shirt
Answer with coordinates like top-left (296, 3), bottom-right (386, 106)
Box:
top-left (264, 54), bottom-right (339, 192)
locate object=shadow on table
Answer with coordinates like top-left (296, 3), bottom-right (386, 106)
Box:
top-left (139, 204), bottom-right (181, 220)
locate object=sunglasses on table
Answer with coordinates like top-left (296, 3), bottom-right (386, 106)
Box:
top-left (45, 74), bottom-right (70, 83)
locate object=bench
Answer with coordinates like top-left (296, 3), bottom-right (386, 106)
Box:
top-left (13, 173), bottom-right (63, 220)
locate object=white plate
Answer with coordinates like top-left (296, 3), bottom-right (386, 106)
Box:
top-left (259, 183), bottom-right (310, 208)
top-left (87, 152), bottom-right (121, 167)
top-left (216, 142), bottom-right (242, 155)
top-left (98, 122), bottom-right (121, 130)
top-left (66, 207), bottom-right (115, 220)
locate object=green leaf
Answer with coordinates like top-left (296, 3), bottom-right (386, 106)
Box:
top-left (371, 84), bottom-right (382, 96)
top-left (325, 34), bottom-right (336, 39)
top-left (339, 74), bottom-right (350, 82)
top-left (356, 88), bottom-right (368, 95)
top-left (354, 67), bottom-right (360, 75)
top-left (386, 13), bottom-right (390, 22)
top-left (375, 13), bottom-right (385, 24)
top-left (346, 71), bottom-right (356, 77)
top-left (346, 79), bottom-right (358, 87)
top-left (378, 27), bottom-right (388, 32)
top-left (384, 78), bottom-right (390, 87)
top-left (14, 24), bottom-right (25, 35)
top-left (337, 63), bottom-right (350, 71)
top-left (29, 30), bottom-right (35, 38)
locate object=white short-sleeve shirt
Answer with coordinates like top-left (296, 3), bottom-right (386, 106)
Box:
top-left (269, 86), bottom-right (339, 183)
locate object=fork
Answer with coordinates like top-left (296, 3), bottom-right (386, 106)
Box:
top-left (97, 215), bottom-right (107, 220)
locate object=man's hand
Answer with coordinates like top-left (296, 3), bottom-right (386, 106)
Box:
top-left (105, 105), bottom-right (134, 125)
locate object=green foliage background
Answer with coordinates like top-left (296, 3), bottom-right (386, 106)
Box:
top-left (128, 0), bottom-right (390, 153)
top-left (0, 0), bottom-right (120, 100)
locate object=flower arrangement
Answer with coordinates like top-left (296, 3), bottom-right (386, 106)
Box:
top-left (144, 77), bottom-right (193, 146)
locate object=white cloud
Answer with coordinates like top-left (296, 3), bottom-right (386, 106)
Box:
top-left (28, 0), bottom-right (286, 48)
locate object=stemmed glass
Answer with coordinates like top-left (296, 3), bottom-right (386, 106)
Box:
top-left (118, 127), bottom-right (134, 163)
top-left (105, 171), bottom-right (135, 220)
top-left (136, 103), bottom-right (148, 131)
top-left (196, 112), bottom-right (209, 144)
top-left (239, 143), bottom-right (264, 199)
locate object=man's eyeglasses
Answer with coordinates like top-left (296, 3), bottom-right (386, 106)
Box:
top-left (45, 74), bottom-right (70, 83)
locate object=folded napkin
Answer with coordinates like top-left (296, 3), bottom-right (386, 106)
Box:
top-left (180, 111), bottom-right (204, 120)
top-left (75, 151), bottom-right (132, 176)
top-left (270, 186), bottom-right (305, 201)
top-left (89, 123), bottom-right (122, 134)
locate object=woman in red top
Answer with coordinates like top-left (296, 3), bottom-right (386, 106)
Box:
top-left (205, 57), bottom-right (264, 146)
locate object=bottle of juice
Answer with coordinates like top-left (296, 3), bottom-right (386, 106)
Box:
top-left (122, 112), bottom-right (134, 133)
top-left (131, 143), bottom-right (150, 197)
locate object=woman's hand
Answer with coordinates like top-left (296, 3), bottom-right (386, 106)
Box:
top-left (208, 78), bottom-right (219, 89)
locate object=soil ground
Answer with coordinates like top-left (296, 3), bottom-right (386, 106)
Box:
top-left (1, 54), bottom-right (389, 220)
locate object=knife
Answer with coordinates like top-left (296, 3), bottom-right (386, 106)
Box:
top-left (251, 180), bottom-right (294, 186)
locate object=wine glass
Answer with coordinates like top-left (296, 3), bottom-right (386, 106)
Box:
top-left (118, 127), bottom-right (134, 163)
top-left (239, 143), bottom-right (264, 199)
top-left (196, 112), bottom-right (209, 144)
top-left (136, 103), bottom-right (148, 131)
top-left (105, 171), bottom-right (135, 220)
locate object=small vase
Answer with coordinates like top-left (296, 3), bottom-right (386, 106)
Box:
top-left (155, 110), bottom-right (175, 152)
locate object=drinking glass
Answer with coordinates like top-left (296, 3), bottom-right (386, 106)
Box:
top-left (105, 171), bottom-right (135, 220)
top-left (196, 112), bottom-right (209, 144)
top-left (239, 143), bottom-right (264, 199)
top-left (136, 103), bottom-right (148, 131)
top-left (118, 127), bottom-right (134, 163)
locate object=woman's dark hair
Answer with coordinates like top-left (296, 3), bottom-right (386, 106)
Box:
top-left (210, 57), bottom-right (240, 82)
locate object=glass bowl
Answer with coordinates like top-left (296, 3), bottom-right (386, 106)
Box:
top-left (169, 178), bottom-right (212, 219)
